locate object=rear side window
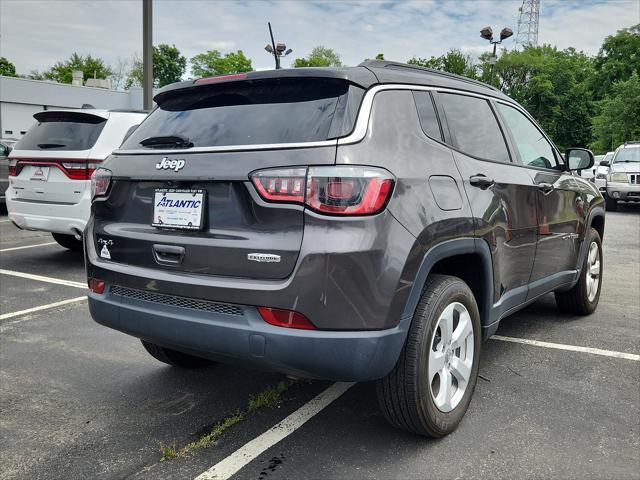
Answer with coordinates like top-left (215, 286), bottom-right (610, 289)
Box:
top-left (122, 78), bottom-right (360, 149)
top-left (15, 112), bottom-right (106, 151)
top-left (439, 93), bottom-right (510, 163)
top-left (413, 91), bottom-right (442, 141)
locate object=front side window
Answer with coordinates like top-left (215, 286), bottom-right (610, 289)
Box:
top-left (497, 103), bottom-right (558, 170)
top-left (439, 93), bottom-right (510, 163)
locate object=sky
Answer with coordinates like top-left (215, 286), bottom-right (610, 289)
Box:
top-left (1, 0), bottom-right (638, 80)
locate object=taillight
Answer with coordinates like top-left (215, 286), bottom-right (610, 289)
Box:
top-left (251, 168), bottom-right (306, 203)
top-left (8, 159), bottom-right (18, 177)
top-left (250, 166), bottom-right (394, 216)
top-left (61, 159), bottom-right (102, 180)
top-left (91, 168), bottom-right (112, 200)
top-left (257, 307), bottom-right (316, 330)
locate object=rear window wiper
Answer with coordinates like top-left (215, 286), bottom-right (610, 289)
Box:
top-left (139, 135), bottom-right (193, 149)
top-left (37, 143), bottom-right (66, 149)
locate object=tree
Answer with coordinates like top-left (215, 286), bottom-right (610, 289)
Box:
top-left (294, 46), bottom-right (342, 67)
top-left (375, 53), bottom-right (385, 60)
top-left (126, 44), bottom-right (187, 88)
top-left (41, 53), bottom-right (113, 84)
top-left (590, 73), bottom-right (640, 152)
top-left (0, 57), bottom-right (17, 77)
top-left (408, 50), bottom-right (477, 78)
top-left (190, 50), bottom-right (252, 77)
top-left (592, 24), bottom-right (640, 99)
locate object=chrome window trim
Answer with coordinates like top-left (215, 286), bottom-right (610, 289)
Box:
top-left (114, 84), bottom-right (512, 155)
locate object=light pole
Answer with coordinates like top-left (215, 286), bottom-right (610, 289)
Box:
top-left (480, 26), bottom-right (513, 86)
top-left (142, 0), bottom-right (153, 110)
top-left (265, 22), bottom-right (292, 69)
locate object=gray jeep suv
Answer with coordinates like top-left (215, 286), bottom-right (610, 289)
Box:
top-left (86, 61), bottom-right (605, 437)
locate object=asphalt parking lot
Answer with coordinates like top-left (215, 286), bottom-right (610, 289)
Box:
top-left (1, 204), bottom-right (639, 480)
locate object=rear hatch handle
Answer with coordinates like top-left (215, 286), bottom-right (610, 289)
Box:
top-left (153, 244), bottom-right (185, 265)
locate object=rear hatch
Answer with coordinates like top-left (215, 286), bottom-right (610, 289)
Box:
top-left (9, 111), bottom-right (108, 204)
top-left (93, 76), bottom-right (366, 280)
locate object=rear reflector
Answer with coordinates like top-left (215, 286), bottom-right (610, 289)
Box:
top-left (250, 166), bottom-right (394, 216)
top-left (8, 159), bottom-right (17, 177)
top-left (88, 278), bottom-right (105, 294)
top-left (257, 307), bottom-right (317, 330)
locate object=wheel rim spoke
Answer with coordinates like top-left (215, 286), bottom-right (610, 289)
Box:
top-left (435, 368), bottom-right (453, 411)
top-left (586, 241), bottom-right (600, 302)
top-left (439, 303), bottom-right (455, 345)
top-left (451, 309), bottom-right (472, 350)
top-left (450, 357), bottom-right (471, 387)
top-left (429, 350), bottom-right (446, 383)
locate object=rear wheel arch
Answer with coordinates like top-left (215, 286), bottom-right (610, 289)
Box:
top-left (400, 239), bottom-right (493, 331)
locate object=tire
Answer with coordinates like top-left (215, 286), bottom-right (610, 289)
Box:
top-left (605, 195), bottom-right (617, 212)
top-left (376, 274), bottom-right (481, 437)
top-left (555, 227), bottom-right (603, 315)
top-left (141, 340), bottom-right (213, 369)
top-left (51, 233), bottom-right (83, 251)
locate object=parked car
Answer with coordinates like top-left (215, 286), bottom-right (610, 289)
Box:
top-left (603, 141), bottom-right (640, 211)
top-left (594, 151), bottom-right (614, 193)
top-left (86, 61), bottom-right (605, 438)
top-left (0, 138), bottom-right (18, 205)
top-left (582, 154), bottom-right (604, 180)
top-left (5, 109), bottom-right (146, 249)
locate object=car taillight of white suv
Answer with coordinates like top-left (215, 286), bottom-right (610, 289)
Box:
top-left (5, 109), bottom-right (146, 250)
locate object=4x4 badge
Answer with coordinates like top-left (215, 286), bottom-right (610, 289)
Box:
top-left (156, 157), bottom-right (186, 172)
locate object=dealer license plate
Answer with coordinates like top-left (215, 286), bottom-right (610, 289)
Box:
top-left (152, 189), bottom-right (205, 230)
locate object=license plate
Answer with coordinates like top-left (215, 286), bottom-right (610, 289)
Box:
top-left (30, 166), bottom-right (50, 182)
top-left (152, 189), bottom-right (205, 230)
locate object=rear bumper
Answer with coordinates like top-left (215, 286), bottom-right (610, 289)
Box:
top-left (606, 183), bottom-right (640, 201)
top-left (88, 286), bottom-right (407, 381)
top-left (5, 193), bottom-right (90, 235)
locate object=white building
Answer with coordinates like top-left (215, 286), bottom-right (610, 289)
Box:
top-left (0, 76), bottom-right (149, 139)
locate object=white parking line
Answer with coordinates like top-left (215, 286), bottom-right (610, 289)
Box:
top-left (195, 382), bottom-right (354, 480)
top-left (0, 296), bottom-right (87, 321)
top-left (0, 269), bottom-right (86, 289)
top-left (0, 242), bottom-right (57, 252)
top-left (0, 219), bottom-right (13, 224)
top-left (491, 335), bottom-right (640, 361)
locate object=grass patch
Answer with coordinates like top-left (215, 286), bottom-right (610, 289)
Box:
top-left (159, 379), bottom-right (296, 461)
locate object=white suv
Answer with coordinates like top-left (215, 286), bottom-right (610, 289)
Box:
top-left (5, 109), bottom-right (146, 249)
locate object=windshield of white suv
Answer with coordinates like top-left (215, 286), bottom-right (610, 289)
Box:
top-left (614, 147), bottom-right (640, 163)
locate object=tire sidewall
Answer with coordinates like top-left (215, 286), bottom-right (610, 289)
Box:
top-left (415, 280), bottom-right (481, 435)
top-left (581, 228), bottom-right (603, 311)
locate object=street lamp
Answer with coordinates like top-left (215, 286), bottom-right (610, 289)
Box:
top-left (265, 22), bottom-right (292, 69)
top-left (480, 26), bottom-right (513, 86)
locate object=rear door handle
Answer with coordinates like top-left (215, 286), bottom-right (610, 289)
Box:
top-left (469, 175), bottom-right (495, 190)
top-left (537, 182), bottom-right (554, 194)
top-left (153, 244), bottom-right (185, 265)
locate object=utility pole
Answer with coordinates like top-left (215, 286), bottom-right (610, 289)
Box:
top-left (268, 22), bottom-right (280, 69)
top-left (142, 0), bottom-right (153, 110)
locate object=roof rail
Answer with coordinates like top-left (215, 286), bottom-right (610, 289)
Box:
top-left (623, 140), bottom-right (640, 145)
top-left (359, 60), bottom-right (500, 92)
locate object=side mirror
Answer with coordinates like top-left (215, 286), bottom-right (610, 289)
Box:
top-left (566, 148), bottom-right (594, 171)
top-left (599, 159), bottom-right (610, 167)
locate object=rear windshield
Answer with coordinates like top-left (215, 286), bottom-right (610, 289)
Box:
top-left (122, 78), bottom-right (362, 149)
top-left (15, 112), bottom-right (107, 151)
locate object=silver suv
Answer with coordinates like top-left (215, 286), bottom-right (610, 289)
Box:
top-left (603, 141), bottom-right (640, 211)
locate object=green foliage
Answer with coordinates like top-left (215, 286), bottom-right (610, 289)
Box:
top-left (190, 50), bottom-right (253, 78)
top-left (0, 57), bottom-right (17, 77)
top-left (592, 24), bottom-right (640, 100)
top-left (247, 380), bottom-right (292, 412)
top-left (375, 53), bottom-right (385, 60)
top-left (294, 46), bottom-right (342, 67)
top-left (41, 53), bottom-right (113, 84)
top-left (127, 44), bottom-right (186, 88)
top-left (409, 49), bottom-right (477, 78)
top-left (590, 73), bottom-right (640, 152)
